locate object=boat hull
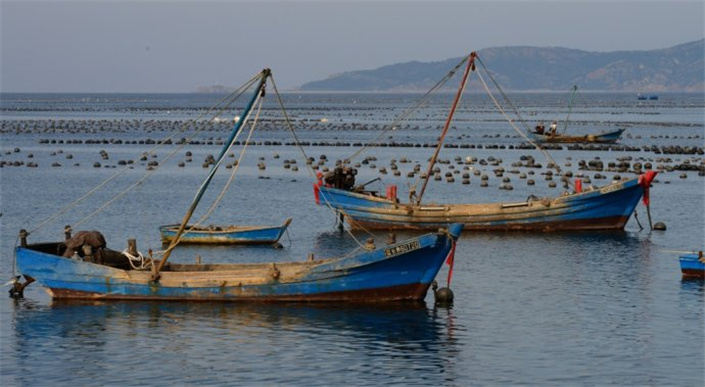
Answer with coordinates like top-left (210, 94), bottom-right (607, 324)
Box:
top-left (680, 252), bottom-right (705, 278)
top-left (316, 174), bottom-right (654, 231)
top-left (159, 219), bottom-right (292, 245)
top-left (528, 128), bottom-right (625, 144)
top-left (16, 224), bottom-right (462, 302)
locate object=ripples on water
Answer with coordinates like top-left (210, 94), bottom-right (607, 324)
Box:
top-left (5, 300), bottom-right (463, 386)
top-left (1, 92), bottom-right (703, 386)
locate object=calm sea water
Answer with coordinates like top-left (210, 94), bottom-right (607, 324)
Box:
top-left (1, 92), bottom-right (703, 386)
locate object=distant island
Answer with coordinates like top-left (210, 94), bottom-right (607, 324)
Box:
top-left (295, 39), bottom-right (704, 92)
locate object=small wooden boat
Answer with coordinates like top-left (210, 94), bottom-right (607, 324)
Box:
top-left (529, 86), bottom-right (624, 144)
top-left (680, 251), bottom-right (705, 279)
top-left (527, 128), bottom-right (625, 144)
top-left (159, 218), bottom-right (292, 245)
top-left (14, 223), bottom-right (462, 302)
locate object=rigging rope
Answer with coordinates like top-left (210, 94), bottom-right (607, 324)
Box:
top-left (346, 55), bottom-right (470, 163)
top-left (193, 95), bottom-right (264, 226)
top-left (152, 94), bottom-right (265, 251)
top-left (31, 75), bottom-right (261, 233)
top-left (155, 87), bottom-right (266, 258)
top-left (72, 89), bottom-right (256, 229)
top-left (269, 75), bottom-right (316, 179)
top-left (269, 75), bottom-right (371, 247)
top-left (474, 58), bottom-right (564, 178)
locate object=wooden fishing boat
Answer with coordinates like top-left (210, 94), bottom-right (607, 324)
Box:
top-left (529, 86), bottom-right (625, 144)
top-left (11, 68), bottom-right (463, 302)
top-left (679, 251), bottom-right (705, 279)
top-left (527, 128), bottom-right (625, 144)
top-left (14, 223), bottom-right (462, 302)
top-left (313, 53), bottom-right (657, 231)
top-left (159, 218), bottom-right (292, 245)
top-left (315, 171), bottom-right (657, 231)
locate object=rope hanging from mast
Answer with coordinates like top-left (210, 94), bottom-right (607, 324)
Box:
top-left (153, 68), bottom-right (271, 281)
top-left (474, 56), bottom-right (564, 178)
top-left (29, 74), bottom-right (261, 234)
top-left (345, 55), bottom-right (471, 163)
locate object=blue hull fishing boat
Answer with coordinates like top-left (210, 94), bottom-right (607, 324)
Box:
top-left (159, 218), bottom-right (292, 245)
top-left (680, 252), bottom-right (705, 279)
top-left (316, 171), bottom-right (657, 231)
top-left (10, 68), bottom-right (463, 302)
top-left (14, 223), bottom-right (461, 302)
top-left (313, 53), bottom-right (657, 232)
top-left (527, 128), bottom-right (625, 144)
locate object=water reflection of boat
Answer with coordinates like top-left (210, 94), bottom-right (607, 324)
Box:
top-left (14, 300), bottom-right (450, 345)
top-left (8, 300), bottom-right (457, 385)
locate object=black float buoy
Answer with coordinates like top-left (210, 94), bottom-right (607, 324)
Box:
top-left (432, 280), bottom-right (454, 305)
top-left (7, 275), bottom-right (34, 299)
top-left (8, 276), bottom-right (23, 299)
top-left (653, 222), bottom-right (667, 231)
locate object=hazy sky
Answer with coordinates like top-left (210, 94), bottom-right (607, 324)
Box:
top-left (1, 0), bottom-right (703, 92)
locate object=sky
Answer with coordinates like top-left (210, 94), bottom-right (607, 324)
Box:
top-left (1, 0), bottom-right (703, 93)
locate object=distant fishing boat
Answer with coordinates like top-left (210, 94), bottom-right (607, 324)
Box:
top-left (159, 218), bottom-right (292, 245)
top-left (637, 93), bottom-right (659, 101)
top-left (313, 53), bottom-right (657, 232)
top-left (679, 251), bottom-right (704, 279)
top-left (528, 128), bottom-right (626, 144)
top-left (529, 86), bottom-right (625, 144)
top-left (10, 68), bottom-right (463, 302)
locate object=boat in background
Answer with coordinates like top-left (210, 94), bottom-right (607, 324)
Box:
top-left (159, 218), bottom-right (292, 245)
top-left (528, 127), bottom-right (625, 144)
top-left (680, 251), bottom-right (704, 279)
top-left (529, 86), bottom-right (625, 144)
top-left (314, 53), bottom-right (657, 232)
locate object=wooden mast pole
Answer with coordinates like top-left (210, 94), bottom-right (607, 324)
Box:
top-left (152, 68), bottom-right (271, 281)
top-left (416, 52), bottom-right (475, 206)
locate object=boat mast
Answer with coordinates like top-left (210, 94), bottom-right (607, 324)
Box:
top-left (416, 52), bottom-right (475, 206)
top-left (152, 68), bottom-right (271, 281)
top-left (561, 85), bottom-right (578, 134)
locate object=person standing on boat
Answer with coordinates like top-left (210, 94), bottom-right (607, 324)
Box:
top-left (549, 121), bottom-right (557, 135)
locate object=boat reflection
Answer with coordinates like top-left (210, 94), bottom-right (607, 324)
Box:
top-left (11, 299), bottom-right (460, 355)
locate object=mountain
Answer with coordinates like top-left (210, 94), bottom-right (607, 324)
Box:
top-left (298, 40), bottom-right (704, 92)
